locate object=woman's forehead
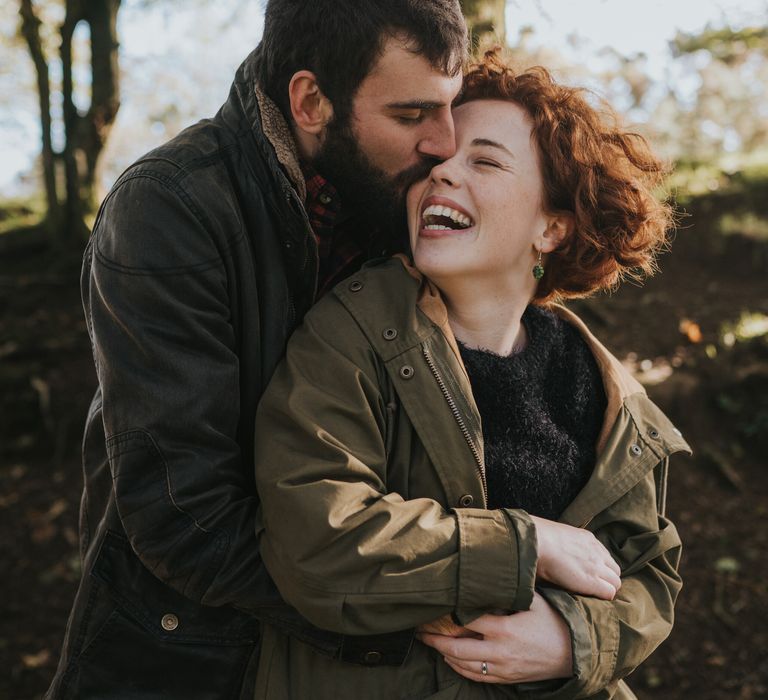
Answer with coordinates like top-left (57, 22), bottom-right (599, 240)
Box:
top-left (453, 100), bottom-right (534, 148)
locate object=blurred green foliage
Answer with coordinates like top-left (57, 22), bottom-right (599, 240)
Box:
top-left (0, 195), bottom-right (45, 235)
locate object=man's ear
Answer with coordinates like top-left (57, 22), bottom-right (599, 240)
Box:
top-left (288, 70), bottom-right (334, 136)
top-left (540, 212), bottom-right (574, 253)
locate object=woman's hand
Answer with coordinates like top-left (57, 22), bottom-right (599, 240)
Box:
top-left (417, 592), bottom-right (573, 684)
top-left (531, 515), bottom-right (621, 600)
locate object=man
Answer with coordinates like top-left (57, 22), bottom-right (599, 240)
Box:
top-left (45, 2), bottom-right (466, 698)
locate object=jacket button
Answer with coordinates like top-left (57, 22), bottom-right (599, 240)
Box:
top-left (363, 651), bottom-right (383, 666)
top-left (349, 280), bottom-right (363, 292)
top-left (649, 429), bottom-right (660, 439)
top-left (672, 427), bottom-right (682, 437)
top-left (399, 365), bottom-right (415, 379)
top-left (383, 328), bottom-right (398, 340)
top-left (630, 444), bottom-right (642, 456)
top-left (458, 494), bottom-right (474, 507)
top-left (161, 613), bottom-right (179, 631)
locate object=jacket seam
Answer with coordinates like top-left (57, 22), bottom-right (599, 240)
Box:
top-left (106, 429), bottom-right (229, 594)
top-left (93, 169), bottom-right (245, 275)
top-left (501, 509), bottom-right (523, 605)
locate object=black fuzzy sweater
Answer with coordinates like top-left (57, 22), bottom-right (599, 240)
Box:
top-left (457, 306), bottom-right (606, 520)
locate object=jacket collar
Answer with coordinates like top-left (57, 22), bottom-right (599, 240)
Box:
top-left (391, 256), bottom-right (691, 526)
top-left (396, 255), bottom-right (646, 454)
top-left (254, 85), bottom-right (307, 202)
top-left (230, 49), bottom-right (307, 202)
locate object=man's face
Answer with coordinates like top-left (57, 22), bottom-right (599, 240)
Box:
top-left (314, 35), bottom-right (462, 225)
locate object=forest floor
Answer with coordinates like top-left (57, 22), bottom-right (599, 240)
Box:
top-left (1, 198), bottom-right (767, 699)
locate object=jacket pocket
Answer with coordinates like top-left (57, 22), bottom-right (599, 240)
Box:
top-left (63, 604), bottom-right (254, 700)
top-left (93, 530), bottom-right (259, 643)
top-left (56, 531), bottom-right (259, 699)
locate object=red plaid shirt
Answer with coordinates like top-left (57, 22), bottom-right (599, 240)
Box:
top-left (302, 163), bottom-right (367, 298)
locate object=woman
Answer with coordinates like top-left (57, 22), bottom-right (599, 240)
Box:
top-left (253, 51), bottom-right (689, 699)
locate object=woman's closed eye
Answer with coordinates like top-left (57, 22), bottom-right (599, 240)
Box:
top-left (472, 155), bottom-right (513, 172)
top-left (474, 158), bottom-right (501, 168)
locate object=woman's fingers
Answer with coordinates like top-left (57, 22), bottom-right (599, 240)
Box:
top-left (591, 564), bottom-right (622, 600)
top-left (442, 656), bottom-right (508, 684)
top-left (605, 566), bottom-right (622, 591)
top-left (532, 515), bottom-right (627, 598)
top-left (592, 578), bottom-right (618, 601)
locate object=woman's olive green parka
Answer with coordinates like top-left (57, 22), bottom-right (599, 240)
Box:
top-left (253, 257), bottom-right (690, 699)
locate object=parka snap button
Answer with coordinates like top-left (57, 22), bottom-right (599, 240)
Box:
top-left (630, 444), bottom-right (642, 456)
top-left (672, 428), bottom-right (682, 437)
top-left (649, 429), bottom-right (660, 439)
top-left (161, 613), bottom-right (179, 631)
top-left (458, 494), bottom-right (474, 507)
top-left (383, 328), bottom-right (398, 340)
top-left (399, 365), bottom-right (415, 379)
top-left (363, 651), bottom-right (383, 666)
top-left (349, 280), bottom-right (363, 292)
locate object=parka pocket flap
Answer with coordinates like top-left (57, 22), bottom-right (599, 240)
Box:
top-left (92, 531), bottom-right (259, 645)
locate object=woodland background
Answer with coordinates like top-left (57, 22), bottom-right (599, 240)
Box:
top-left (1, 1), bottom-right (767, 698)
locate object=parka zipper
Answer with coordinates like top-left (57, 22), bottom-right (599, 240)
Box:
top-left (422, 346), bottom-right (488, 505)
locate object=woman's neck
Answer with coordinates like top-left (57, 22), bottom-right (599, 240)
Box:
top-left (439, 277), bottom-right (532, 356)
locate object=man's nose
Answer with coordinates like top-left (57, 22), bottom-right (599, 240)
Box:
top-left (417, 111), bottom-right (456, 161)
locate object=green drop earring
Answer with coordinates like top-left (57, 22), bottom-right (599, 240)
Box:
top-left (532, 249), bottom-right (544, 280)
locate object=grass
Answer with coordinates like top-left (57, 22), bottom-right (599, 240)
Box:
top-left (0, 196), bottom-right (46, 236)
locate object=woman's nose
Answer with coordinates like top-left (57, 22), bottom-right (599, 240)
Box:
top-left (429, 157), bottom-right (459, 187)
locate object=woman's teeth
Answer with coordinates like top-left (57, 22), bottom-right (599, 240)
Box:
top-left (422, 204), bottom-right (473, 230)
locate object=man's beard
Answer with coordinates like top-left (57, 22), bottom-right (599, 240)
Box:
top-left (313, 116), bottom-right (437, 247)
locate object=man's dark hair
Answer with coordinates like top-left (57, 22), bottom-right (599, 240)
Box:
top-left (254, 0), bottom-right (467, 121)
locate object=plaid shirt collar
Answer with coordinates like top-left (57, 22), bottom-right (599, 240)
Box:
top-left (301, 161), bottom-right (371, 297)
top-left (302, 161), bottom-right (342, 231)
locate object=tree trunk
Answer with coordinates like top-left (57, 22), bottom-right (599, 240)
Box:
top-left (460, 0), bottom-right (507, 50)
top-left (18, 0), bottom-right (60, 229)
top-left (60, 0), bottom-right (121, 241)
top-left (60, 0), bottom-right (84, 241)
top-left (82, 0), bottom-right (121, 207)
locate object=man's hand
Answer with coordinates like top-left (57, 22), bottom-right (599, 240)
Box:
top-left (417, 592), bottom-right (573, 684)
top-left (531, 515), bottom-right (621, 600)
top-left (418, 615), bottom-right (480, 638)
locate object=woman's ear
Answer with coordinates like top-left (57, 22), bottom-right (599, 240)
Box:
top-left (288, 71), bottom-right (334, 136)
top-left (540, 212), bottom-right (574, 254)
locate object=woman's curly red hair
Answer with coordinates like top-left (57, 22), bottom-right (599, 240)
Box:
top-left (458, 50), bottom-right (674, 302)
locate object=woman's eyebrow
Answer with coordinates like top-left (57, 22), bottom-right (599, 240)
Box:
top-left (471, 138), bottom-right (515, 158)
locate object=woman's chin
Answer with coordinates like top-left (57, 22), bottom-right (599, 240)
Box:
top-left (412, 252), bottom-right (472, 282)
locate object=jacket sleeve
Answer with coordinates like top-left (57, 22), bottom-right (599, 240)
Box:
top-left (85, 173), bottom-right (277, 610)
top-left (253, 293), bottom-right (537, 635)
top-left (518, 466), bottom-right (683, 699)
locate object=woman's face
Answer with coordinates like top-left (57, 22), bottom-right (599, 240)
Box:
top-left (407, 99), bottom-right (549, 289)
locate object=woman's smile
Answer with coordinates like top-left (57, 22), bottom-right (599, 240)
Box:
top-left (419, 195), bottom-right (476, 237)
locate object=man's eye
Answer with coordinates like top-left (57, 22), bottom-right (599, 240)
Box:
top-left (474, 159), bottom-right (499, 167)
top-left (396, 111), bottom-right (425, 124)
